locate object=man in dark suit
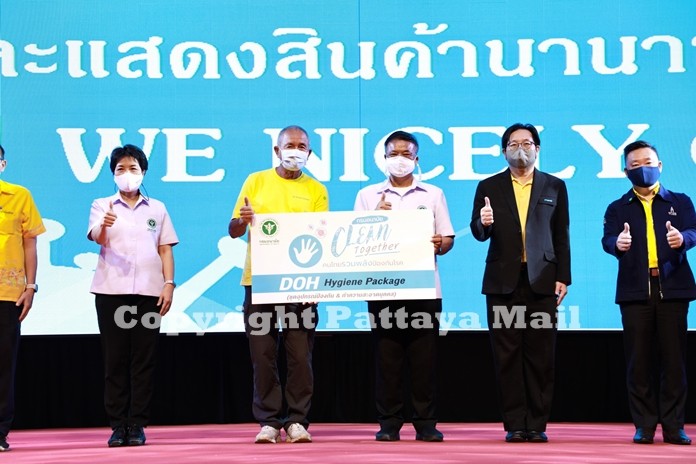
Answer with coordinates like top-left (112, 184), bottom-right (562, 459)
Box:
top-left (470, 123), bottom-right (571, 443)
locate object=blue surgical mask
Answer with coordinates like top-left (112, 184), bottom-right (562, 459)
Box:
top-left (626, 165), bottom-right (660, 188)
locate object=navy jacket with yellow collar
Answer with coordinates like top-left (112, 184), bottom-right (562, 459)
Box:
top-left (602, 184), bottom-right (696, 304)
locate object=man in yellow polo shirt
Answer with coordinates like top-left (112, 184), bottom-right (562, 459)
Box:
top-left (228, 126), bottom-right (328, 444)
top-left (0, 144), bottom-right (46, 451)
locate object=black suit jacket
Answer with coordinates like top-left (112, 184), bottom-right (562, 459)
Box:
top-left (470, 169), bottom-right (571, 295)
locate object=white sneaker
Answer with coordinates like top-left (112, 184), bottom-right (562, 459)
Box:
top-left (255, 425), bottom-right (280, 444)
top-left (286, 423), bottom-right (312, 443)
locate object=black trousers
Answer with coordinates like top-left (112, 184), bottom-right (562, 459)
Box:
top-left (0, 302), bottom-right (21, 438)
top-left (367, 298), bottom-right (440, 432)
top-left (243, 286), bottom-right (317, 430)
top-left (620, 275), bottom-right (689, 432)
top-left (95, 294), bottom-right (160, 428)
top-left (486, 268), bottom-right (557, 432)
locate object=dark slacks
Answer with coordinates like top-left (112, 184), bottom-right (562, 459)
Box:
top-left (367, 299), bottom-right (440, 432)
top-left (620, 275), bottom-right (689, 432)
top-left (486, 268), bottom-right (557, 432)
top-left (0, 302), bottom-right (21, 438)
top-left (243, 286), bottom-right (317, 430)
top-left (95, 294), bottom-right (160, 428)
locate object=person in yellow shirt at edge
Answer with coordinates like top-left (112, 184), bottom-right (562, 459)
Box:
top-left (228, 126), bottom-right (329, 444)
top-left (0, 144), bottom-right (46, 452)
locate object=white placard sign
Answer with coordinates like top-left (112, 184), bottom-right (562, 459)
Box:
top-left (250, 209), bottom-right (436, 304)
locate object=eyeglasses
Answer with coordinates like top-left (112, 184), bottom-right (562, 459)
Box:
top-left (506, 141), bottom-right (536, 150)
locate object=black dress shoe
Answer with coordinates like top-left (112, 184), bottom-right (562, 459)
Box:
top-left (527, 431), bottom-right (548, 443)
top-left (415, 426), bottom-right (444, 442)
top-left (632, 427), bottom-right (655, 444)
top-left (375, 428), bottom-right (400, 441)
top-left (0, 434), bottom-right (10, 451)
top-left (663, 429), bottom-right (691, 445)
top-left (107, 426), bottom-right (128, 447)
top-left (505, 430), bottom-right (527, 443)
top-left (127, 425), bottom-right (147, 446)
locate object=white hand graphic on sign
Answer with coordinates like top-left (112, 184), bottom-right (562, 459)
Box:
top-left (293, 238), bottom-right (318, 264)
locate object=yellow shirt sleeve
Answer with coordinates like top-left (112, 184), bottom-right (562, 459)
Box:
top-left (0, 182), bottom-right (46, 301)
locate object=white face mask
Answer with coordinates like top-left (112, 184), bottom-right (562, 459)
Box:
top-left (114, 172), bottom-right (143, 193)
top-left (280, 149), bottom-right (309, 171)
top-left (385, 156), bottom-right (416, 178)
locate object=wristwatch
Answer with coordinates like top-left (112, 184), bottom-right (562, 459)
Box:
top-left (26, 283), bottom-right (38, 293)
top-left (164, 280), bottom-right (176, 288)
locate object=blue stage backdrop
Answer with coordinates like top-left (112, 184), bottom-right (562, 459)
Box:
top-left (1, 1), bottom-right (695, 334)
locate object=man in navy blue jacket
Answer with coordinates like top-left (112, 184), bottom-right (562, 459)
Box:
top-left (602, 140), bottom-right (696, 446)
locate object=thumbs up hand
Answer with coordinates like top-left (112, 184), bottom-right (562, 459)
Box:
top-left (377, 192), bottom-right (392, 210)
top-left (480, 196), bottom-right (494, 227)
top-left (666, 221), bottom-right (683, 249)
top-left (239, 196), bottom-right (255, 225)
top-left (616, 222), bottom-right (632, 252)
top-left (102, 201), bottom-right (117, 228)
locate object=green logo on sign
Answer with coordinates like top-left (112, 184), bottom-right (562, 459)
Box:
top-left (261, 219), bottom-right (278, 237)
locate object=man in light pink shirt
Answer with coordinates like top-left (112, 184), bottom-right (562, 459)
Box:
top-left (354, 131), bottom-right (455, 442)
top-left (87, 144), bottom-right (178, 448)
